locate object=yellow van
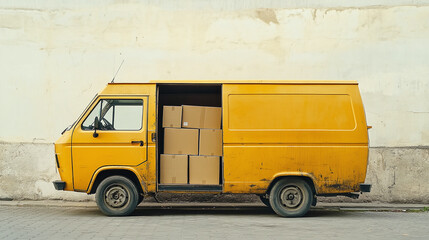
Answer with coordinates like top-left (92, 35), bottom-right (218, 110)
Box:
top-left (53, 81), bottom-right (371, 217)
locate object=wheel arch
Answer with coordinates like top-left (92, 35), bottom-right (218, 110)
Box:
top-left (266, 172), bottom-right (318, 196)
top-left (88, 167), bottom-right (146, 195)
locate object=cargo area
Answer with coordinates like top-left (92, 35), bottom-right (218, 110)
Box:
top-left (157, 84), bottom-right (223, 191)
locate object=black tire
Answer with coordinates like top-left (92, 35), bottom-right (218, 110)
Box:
top-left (259, 195), bottom-right (271, 208)
top-left (137, 194), bottom-right (144, 205)
top-left (269, 178), bottom-right (313, 217)
top-left (95, 176), bottom-right (139, 216)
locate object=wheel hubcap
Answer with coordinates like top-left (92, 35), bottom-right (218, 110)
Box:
top-left (105, 185), bottom-right (129, 208)
top-left (280, 186), bottom-right (303, 208)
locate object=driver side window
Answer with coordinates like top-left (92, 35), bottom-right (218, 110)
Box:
top-left (81, 99), bottom-right (143, 131)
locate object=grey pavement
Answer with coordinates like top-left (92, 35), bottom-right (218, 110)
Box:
top-left (0, 201), bottom-right (428, 240)
top-left (1, 199), bottom-right (428, 211)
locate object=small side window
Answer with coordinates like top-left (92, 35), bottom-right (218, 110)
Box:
top-left (81, 99), bottom-right (143, 131)
top-left (82, 101), bottom-right (102, 130)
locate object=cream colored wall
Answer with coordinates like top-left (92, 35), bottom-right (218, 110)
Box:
top-left (1, 1), bottom-right (428, 201)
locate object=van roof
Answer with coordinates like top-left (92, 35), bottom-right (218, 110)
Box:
top-left (108, 80), bottom-right (358, 85)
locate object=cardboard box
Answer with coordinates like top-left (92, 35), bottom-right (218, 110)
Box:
top-left (163, 106), bottom-right (182, 128)
top-left (199, 129), bottom-right (223, 156)
top-left (164, 128), bottom-right (199, 155)
top-left (189, 156), bottom-right (220, 185)
top-left (182, 105), bottom-right (221, 129)
top-left (160, 154), bottom-right (188, 184)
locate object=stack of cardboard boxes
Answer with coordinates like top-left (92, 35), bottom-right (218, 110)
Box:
top-left (161, 105), bottom-right (222, 185)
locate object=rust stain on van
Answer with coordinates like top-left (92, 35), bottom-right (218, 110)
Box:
top-left (321, 180), bottom-right (359, 193)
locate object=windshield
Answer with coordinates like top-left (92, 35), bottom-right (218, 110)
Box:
top-left (61, 94), bottom-right (98, 134)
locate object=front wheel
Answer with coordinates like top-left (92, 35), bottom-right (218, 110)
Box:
top-left (95, 176), bottom-right (139, 216)
top-left (269, 178), bottom-right (313, 217)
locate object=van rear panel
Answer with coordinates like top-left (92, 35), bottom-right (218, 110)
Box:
top-left (222, 83), bottom-right (369, 194)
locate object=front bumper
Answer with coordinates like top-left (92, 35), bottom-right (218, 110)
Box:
top-left (359, 183), bottom-right (371, 192)
top-left (53, 180), bottom-right (66, 190)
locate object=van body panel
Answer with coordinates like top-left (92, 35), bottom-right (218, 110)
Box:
top-left (54, 130), bottom-right (74, 191)
top-left (222, 84), bottom-right (368, 144)
top-left (87, 166), bottom-right (147, 194)
top-left (223, 145), bottom-right (368, 194)
top-left (222, 84), bottom-right (368, 194)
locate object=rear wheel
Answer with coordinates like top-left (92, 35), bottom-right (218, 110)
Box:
top-left (269, 178), bottom-right (313, 217)
top-left (95, 176), bottom-right (139, 216)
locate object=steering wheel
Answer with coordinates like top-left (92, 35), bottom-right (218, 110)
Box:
top-left (100, 118), bottom-right (114, 130)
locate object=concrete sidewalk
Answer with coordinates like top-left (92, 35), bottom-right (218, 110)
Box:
top-left (0, 200), bottom-right (427, 212)
top-left (2, 202), bottom-right (429, 240)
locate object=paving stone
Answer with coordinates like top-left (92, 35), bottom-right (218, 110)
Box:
top-left (0, 205), bottom-right (428, 239)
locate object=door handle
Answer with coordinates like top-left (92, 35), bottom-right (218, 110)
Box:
top-left (131, 140), bottom-right (144, 146)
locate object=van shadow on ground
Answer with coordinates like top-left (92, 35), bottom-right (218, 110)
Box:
top-left (130, 205), bottom-right (346, 217)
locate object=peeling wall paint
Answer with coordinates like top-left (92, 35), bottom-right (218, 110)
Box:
top-left (0, 1), bottom-right (428, 201)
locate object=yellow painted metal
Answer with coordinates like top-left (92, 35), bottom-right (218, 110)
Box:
top-left (55, 84), bottom-right (157, 193)
top-left (222, 83), bottom-right (368, 194)
top-left (55, 81), bottom-right (369, 196)
top-left (54, 130), bottom-right (74, 191)
top-left (87, 166), bottom-right (148, 193)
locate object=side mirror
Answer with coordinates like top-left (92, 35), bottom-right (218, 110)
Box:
top-left (93, 116), bottom-right (99, 138)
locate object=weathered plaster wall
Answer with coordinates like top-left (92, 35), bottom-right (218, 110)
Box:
top-left (364, 148), bottom-right (429, 202)
top-left (0, 1), bottom-right (428, 202)
top-left (0, 143), bottom-right (94, 201)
